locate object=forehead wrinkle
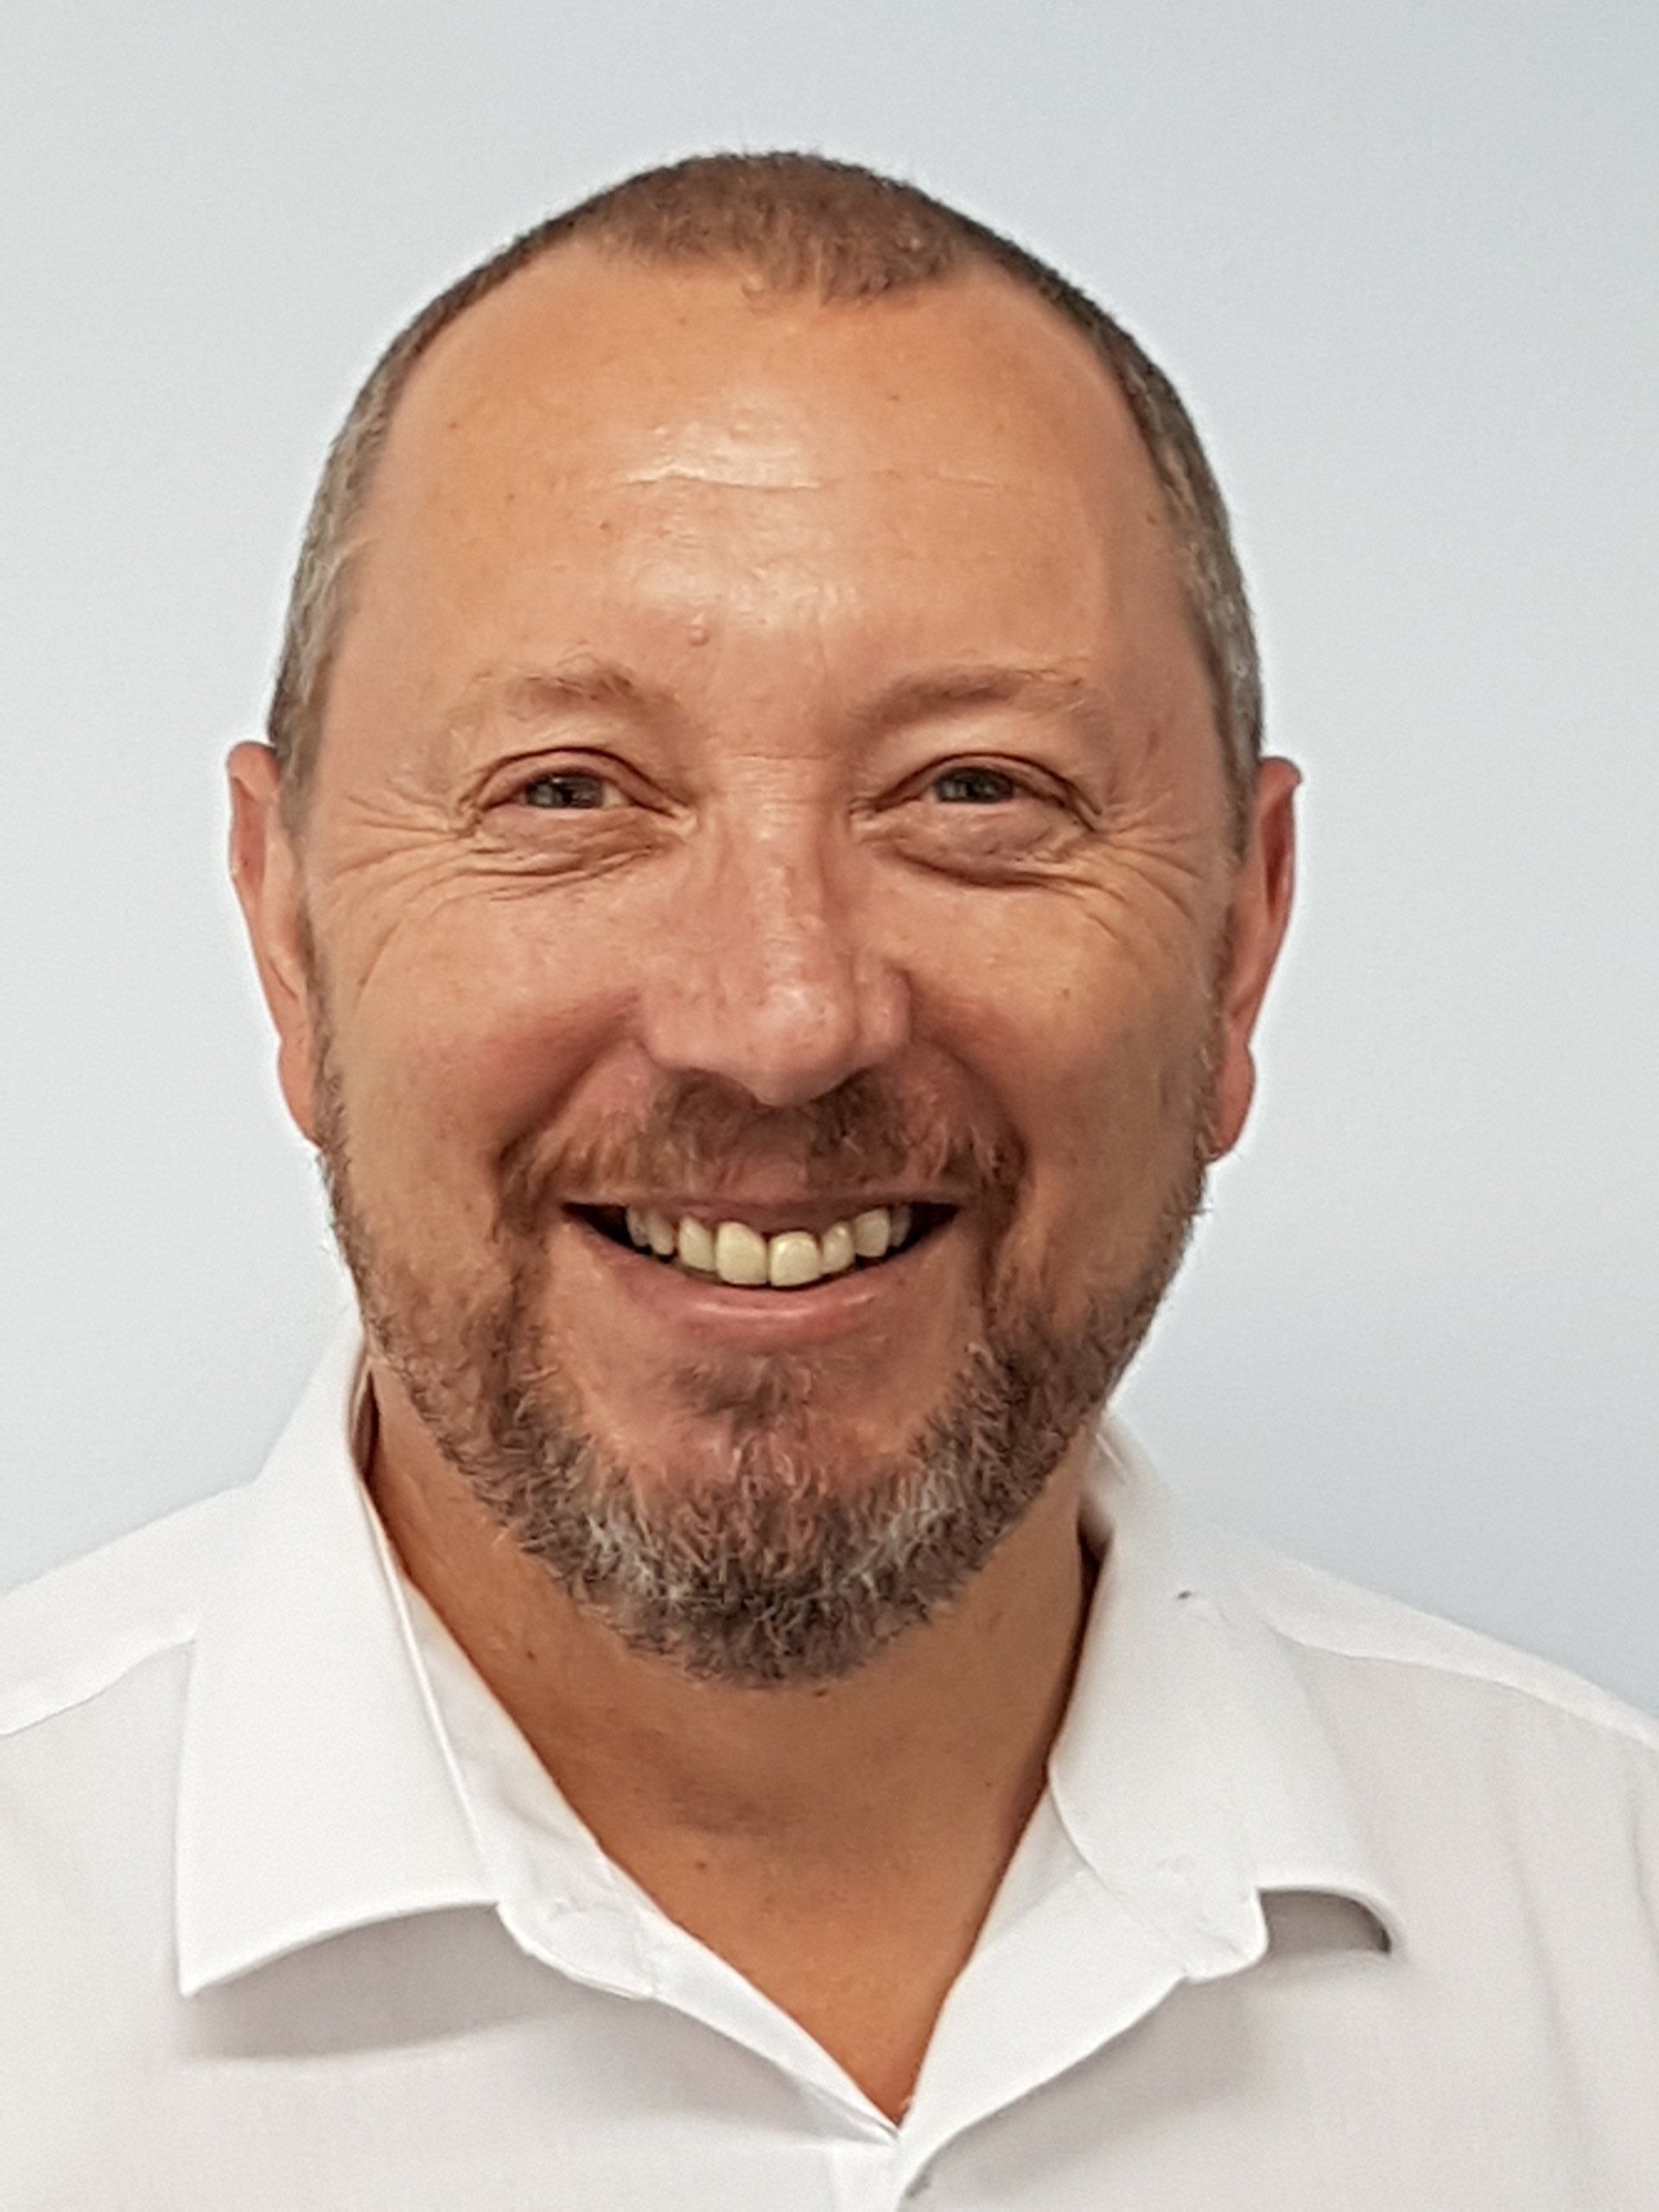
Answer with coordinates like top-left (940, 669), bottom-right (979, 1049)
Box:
top-left (609, 463), bottom-right (1032, 494)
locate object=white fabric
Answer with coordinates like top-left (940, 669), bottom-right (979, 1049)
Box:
top-left (3, 1306), bottom-right (1657, 2209)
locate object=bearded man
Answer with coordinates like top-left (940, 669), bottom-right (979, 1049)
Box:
top-left (3, 152), bottom-right (1656, 2209)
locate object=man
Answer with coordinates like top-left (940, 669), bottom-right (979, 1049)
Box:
top-left (3, 151), bottom-right (1655, 2208)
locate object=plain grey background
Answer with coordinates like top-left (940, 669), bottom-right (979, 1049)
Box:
top-left (3, 1), bottom-right (1655, 1703)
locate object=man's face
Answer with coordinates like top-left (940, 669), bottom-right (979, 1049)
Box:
top-left (232, 247), bottom-right (1290, 1683)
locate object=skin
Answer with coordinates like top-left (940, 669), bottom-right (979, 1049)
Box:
top-left (227, 244), bottom-right (1297, 2119)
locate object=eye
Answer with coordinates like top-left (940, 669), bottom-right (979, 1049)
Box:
top-left (931, 765), bottom-right (1028, 805)
top-left (515, 769), bottom-right (619, 810)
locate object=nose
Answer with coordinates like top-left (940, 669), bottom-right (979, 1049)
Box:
top-left (636, 817), bottom-right (911, 1109)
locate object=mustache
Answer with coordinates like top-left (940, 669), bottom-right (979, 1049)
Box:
top-left (498, 1069), bottom-right (1026, 1234)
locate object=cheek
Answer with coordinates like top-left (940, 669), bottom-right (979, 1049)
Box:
top-left (340, 902), bottom-right (632, 1188)
top-left (923, 908), bottom-right (1211, 1259)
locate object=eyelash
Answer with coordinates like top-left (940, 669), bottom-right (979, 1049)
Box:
top-left (507, 764), bottom-right (1046, 811)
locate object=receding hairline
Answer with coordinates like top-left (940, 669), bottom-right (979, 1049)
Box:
top-left (267, 150), bottom-right (1262, 850)
top-left (359, 238), bottom-right (1185, 582)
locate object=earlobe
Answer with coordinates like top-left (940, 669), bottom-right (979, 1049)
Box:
top-left (1207, 757), bottom-right (1300, 1162)
top-left (226, 741), bottom-right (323, 1145)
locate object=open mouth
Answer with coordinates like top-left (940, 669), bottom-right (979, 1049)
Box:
top-left (568, 1201), bottom-right (957, 1291)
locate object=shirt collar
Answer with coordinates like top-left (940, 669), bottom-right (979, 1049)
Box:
top-left (1051, 1420), bottom-right (1403, 1975)
top-left (175, 1307), bottom-right (494, 1997)
top-left (176, 1308), bottom-right (1402, 1998)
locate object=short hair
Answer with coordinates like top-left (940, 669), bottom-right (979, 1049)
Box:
top-left (268, 150), bottom-right (1262, 851)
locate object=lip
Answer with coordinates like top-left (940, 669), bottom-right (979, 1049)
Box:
top-left (563, 1204), bottom-right (965, 1348)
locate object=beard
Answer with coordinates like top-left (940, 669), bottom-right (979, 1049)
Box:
top-left (306, 933), bottom-right (1223, 1690)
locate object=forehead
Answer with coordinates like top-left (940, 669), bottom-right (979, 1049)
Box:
top-left (330, 243), bottom-right (1197, 761)
top-left (391, 239), bottom-right (1156, 480)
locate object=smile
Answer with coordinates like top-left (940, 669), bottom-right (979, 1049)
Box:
top-left (570, 1201), bottom-right (956, 1290)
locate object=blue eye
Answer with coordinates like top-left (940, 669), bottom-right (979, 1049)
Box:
top-left (521, 772), bottom-right (611, 810)
top-left (934, 766), bottom-right (1020, 804)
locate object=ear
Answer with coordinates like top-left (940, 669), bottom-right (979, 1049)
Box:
top-left (226, 741), bottom-right (323, 1144)
top-left (1208, 756), bottom-right (1300, 1160)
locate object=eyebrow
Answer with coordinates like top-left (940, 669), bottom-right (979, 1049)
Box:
top-left (847, 664), bottom-right (1116, 749)
top-left (445, 661), bottom-right (678, 734)
top-left (441, 658), bottom-right (1116, 753)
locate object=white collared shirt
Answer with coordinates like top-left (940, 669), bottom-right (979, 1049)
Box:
top-left (3, 1307), bottom-right (1657, 2208)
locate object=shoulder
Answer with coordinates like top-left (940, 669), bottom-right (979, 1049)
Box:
top-left (1220, 1528), bottom-right (1659, 1760)
top-left (0, 1486), bottom-right (250, 1740)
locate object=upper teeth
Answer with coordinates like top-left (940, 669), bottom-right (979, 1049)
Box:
top-left (621, 1205), bottom-right (914, 1287)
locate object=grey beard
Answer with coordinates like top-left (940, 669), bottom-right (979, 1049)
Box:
top-left (416, 1280), bottom-right (1182, 1686)
top-left (328, 1151), bottom-right (1205, 1688)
